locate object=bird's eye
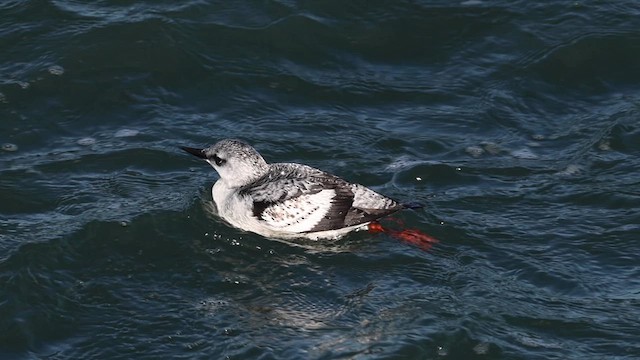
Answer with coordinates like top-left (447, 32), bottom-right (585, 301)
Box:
top-left (213, 154), bottom-right (226, 166)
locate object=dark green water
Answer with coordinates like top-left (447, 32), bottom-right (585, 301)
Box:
top-left (1, 1), bottom-right (640, 359)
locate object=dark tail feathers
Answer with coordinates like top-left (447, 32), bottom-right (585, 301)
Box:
top-left (402, 202), bottom-right (424, 210)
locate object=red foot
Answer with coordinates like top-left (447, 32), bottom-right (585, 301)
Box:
top-left (368, 221), bottom-right (439, 251)
top-left (389, 229), bottom-right (438, 250)
top-left (368, 222), bottom-right (386, 234)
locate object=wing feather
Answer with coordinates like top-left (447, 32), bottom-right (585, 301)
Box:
top-left (241, 163), bottom-right (353, 231)
top-left (240, 163), bottom-right (403, 233)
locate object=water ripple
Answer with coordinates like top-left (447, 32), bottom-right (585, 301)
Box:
top-left (2, 1), bottom-right (640, 358)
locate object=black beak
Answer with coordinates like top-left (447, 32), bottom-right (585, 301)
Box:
top-left (180, 146), bottom-right (206, 159)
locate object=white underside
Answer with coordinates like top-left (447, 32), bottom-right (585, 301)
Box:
top-left (261, 222), bottom-right (370, 241)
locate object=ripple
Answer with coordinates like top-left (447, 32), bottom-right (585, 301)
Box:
top-left (510, 148), bottom-right (538, 159)
top-left (2, 1), bottom-right (640, 359)
top-left (114, 129), bottom-right (139, 138)
top-left (47, 65), bottom-right (64, 76)
top-left (555, 164), bottom-right (583, 176)
top-left (2, 143), bottom-right (18, 152)
top-left (521, 32), bottom-right (640, 92)
top-left (465, 145), bottom-right (484, 158)
top-left (77, 137), bottom-right (96, 146)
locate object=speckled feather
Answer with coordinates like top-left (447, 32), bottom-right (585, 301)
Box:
top-left (240, 163), bottom-right (403, 233)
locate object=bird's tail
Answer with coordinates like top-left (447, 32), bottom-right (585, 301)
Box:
top-left (402, 202), bottom-right (424, 210)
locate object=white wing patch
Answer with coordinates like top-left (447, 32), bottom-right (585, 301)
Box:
top-left (259, 189), bottom-right (335, 233)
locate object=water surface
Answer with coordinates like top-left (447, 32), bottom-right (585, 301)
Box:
top-left (1, 1), bottom-right (639, 359)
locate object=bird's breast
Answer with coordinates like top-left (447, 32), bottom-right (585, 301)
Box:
top-left (211, 181), bottom-right (234, 213)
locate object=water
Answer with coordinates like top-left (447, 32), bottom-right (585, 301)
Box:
top-left (1, 0), bottom-right (639, 358)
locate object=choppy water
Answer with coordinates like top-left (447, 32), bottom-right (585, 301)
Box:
top-left (2, 1), bottom-right (640, 359)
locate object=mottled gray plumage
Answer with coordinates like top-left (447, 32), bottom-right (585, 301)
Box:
top-left (182, 139), bottom-right (407, 240)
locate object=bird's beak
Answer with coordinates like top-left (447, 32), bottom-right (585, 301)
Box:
top-left (180, 146), bottom-right (206, 159)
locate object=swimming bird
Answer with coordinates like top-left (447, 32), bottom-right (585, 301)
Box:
top-left (181, 139), bottom-right (416, 240)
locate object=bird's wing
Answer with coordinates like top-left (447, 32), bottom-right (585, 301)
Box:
top-left (240, 164), bottom-right (355, 233)
top-left (240, 164), bottom-right (403, 233)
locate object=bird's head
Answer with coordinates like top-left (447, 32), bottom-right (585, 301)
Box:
top-left (181, 139), bottom-right (268, 188)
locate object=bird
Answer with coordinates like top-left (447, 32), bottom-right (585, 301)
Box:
top-left (181, 139), bottom-right (418, 241)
